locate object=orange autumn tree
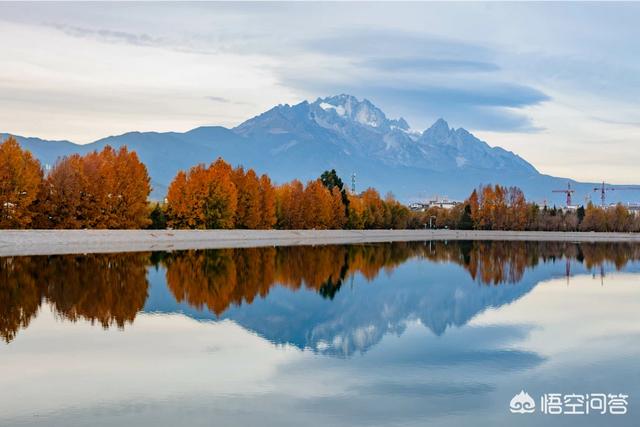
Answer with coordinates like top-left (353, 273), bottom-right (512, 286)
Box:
top-left (361, 188), bottom-right (386, 228)
top-left (506, 186), bottom-right (528, 230)
top-left (275, 179), bottom-right (305, 229)
top-left (35, 154), bottom-right (88, 228)
top-left (80, 149), bottom-right (110, 227)
top-left (259, 174), bottom-right (277, 229)
top-left (301, 179), bottom-right (333, 229)
top-left (385, 193), bottom-right (410, 229)
top-left (329, 187), bottom-right (347, 229)
top-left (165, 170), bottom-right (190, 227)
top-left (345, 189), bottom-right (410, 229)
top-left (167, 158), bottom-right (237, 229)
top-left (580, 203), bottom-right (607, 232)
top-left (468, 189), bottom-right (480, 226)
top-left (472, 184), bottom-right (529, 231)
top-left (0, 136), bottom-right (43, 228)
top-left (37, 146), bottom-right (151, 229)
top-left (346, 192), bottom-right (366, 229)
top-left (104, 146), bottom-right (152, 228)
top-left (232, 167), bottom-right (262, 229)
top-left (477, 185), bottom-right (496, 230)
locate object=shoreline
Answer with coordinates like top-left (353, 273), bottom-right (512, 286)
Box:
top-left (1, 229), bottom-right (640, 257)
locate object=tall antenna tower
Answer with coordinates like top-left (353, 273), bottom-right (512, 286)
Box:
top-left (351, 172), bottom-right (356, 193)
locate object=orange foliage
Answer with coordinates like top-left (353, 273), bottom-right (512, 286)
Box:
top-left (474, 184), bottom-right (529, 231)
top-left (301, 179), bottom-right (333, 229)
top-left (258, 174), bottom-right (277, 229)
top-left (107, 147), bottom-right (152, 228)
top-left (275, 180), bottom-right (305, 229)
top-left (232, 167), bottom-right (262, 229)
top-left (37, 146), bottom-right (151, 229)
top-left (35, 154), bottom-right (87, 228)
top-left (166, 164), bottom-right (410, 230)
top-left (0, 136), bottom-right (43, 228)
top-left (330, 187), bottom-right (347, 229)
top-left (346, 187), bottom-right (389, 229)
top-left (167, 158), bottom-right (237, 229)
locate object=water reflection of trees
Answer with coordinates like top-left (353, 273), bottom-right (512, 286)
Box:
top-left (0, 253), bottom-right (149, 343)
top-left (2, 241), bottom-right (640, 343)
top-left (163, 241), bottom-right (640, 315)
top-left (421, 241), bottom-right (640, 285)
top-left (163, 245), bottom-right (411, 315)
top-left (0, 257), bottom-right (41, 343)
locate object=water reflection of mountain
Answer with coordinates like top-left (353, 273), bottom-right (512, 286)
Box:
top-left (144, 241), bottom-right (640, 356)
top-left (2, 242), bottom-right (640, 353)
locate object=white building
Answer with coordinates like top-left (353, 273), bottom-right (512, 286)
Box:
top-left (409, 197), bottom-right (460, 211)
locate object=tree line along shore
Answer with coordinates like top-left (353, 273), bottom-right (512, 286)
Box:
top-left (2, 135), bottom-right (640, 232)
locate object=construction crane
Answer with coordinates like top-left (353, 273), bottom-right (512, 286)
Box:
top-left (593, 182), bottom-right (640, 207)
top-left (552, 182), bottom-right (575, 207)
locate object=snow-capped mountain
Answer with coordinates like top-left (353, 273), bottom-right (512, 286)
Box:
top-left (3, 94), bottom-right (634, 202)
top-left (234, 94), bottom-right (537, 174)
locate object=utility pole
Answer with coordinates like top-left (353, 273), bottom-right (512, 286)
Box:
top-left (351, 172), bottom-right (356, 194)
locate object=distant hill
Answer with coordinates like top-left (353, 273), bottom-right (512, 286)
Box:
top-left (3, 94), bottom-right (637, 204)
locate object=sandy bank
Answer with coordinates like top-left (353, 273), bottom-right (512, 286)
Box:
top-left (1, 229), bottom-right (639, 257)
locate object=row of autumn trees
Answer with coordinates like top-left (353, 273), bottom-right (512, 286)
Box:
top-left (2, 135), bottom-right (640, 231)
top-left (418, 184), bottom-right (640, 232)
top-left (165, 159), bottom-right (411, 230)
top-left (1, 135), bottom-right (410, 230)
top-left (0, 136), bottom-right (151, 229)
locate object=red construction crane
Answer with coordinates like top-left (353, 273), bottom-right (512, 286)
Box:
top-left (552, 182), bottom-right (575, 207)
top-left (593, 182), bottom-right (640, 207)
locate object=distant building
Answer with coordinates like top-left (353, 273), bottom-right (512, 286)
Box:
top-left (409, 197), bottom-right (461, 211)
top-left (601, 203), bottom-right (640, 216)
top-left (408, 202), bottom-right (427, 212)
top-left (561, 205), bottom-right (579, 212)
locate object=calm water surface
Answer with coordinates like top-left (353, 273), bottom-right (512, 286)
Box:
top-left (1, 241), bottom-right (639, 426)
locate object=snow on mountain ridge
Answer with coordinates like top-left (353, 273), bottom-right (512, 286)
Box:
top-left (312, 94), bottom-right (409, 132)
top-left (319, 102), bottom-right (346, 117)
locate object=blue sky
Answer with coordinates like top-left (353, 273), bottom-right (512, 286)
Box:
top-left (1, 2), bottom-right (639, 183)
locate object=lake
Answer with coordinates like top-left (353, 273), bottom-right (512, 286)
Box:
top-left (1, 241), bottom-right (639, 426)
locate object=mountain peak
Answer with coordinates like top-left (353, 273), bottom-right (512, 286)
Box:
top-left (318, 93), bottom-right (360, 104)
top-left (432, 118), bottom-right (451, 131)
top-left (312, 94), bottom-right (408, 131)
top-left (422, 118), bottom-right (452, 142)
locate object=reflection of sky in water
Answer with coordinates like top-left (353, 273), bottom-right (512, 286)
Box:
top-left (1, 253), bottom-right (639, 426)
